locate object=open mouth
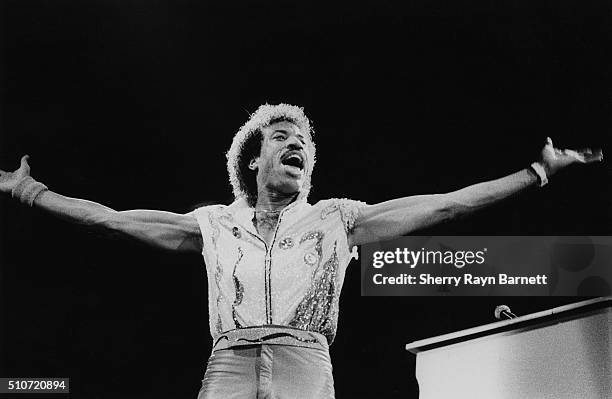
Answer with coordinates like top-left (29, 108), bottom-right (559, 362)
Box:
top-left (281, 152), bottom-right (305, 170)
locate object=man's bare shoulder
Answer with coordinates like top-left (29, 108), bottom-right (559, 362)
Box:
top-left (188, 202), bottom-right (228, 217)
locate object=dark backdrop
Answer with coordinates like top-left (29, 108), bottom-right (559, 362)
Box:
top-left (1, 1), bottom-right (611, 398)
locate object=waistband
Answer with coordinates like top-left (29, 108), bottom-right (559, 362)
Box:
top-left (212, 325), bottom-right (329, 352)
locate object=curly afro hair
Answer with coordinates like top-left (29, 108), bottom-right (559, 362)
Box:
top-left (226, 103), bottom-right (316, 206)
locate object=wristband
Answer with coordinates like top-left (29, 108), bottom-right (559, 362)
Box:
top-left (529, 162), bottom-right (548, 187)
top-left (11, 176), bottom-right (48, 206)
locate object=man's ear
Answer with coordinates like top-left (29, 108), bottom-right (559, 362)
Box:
top-left (248, 158), bottom-right (258, 171)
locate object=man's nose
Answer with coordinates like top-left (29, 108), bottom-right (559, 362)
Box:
top-left (286, 136), bottom-right (304, 150)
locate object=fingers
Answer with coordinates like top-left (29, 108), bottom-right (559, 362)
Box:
top-left (583, 148), bottom-right (604, 163)
top-left (562, 149), bottom-right (585, 162)
top-left (558, 148), bottom-right (603, 164)
top-left (545, 137), bottom-right (603, 163)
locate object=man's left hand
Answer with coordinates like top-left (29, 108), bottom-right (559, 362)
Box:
top-left (540, 137), bottom-right (603, 176)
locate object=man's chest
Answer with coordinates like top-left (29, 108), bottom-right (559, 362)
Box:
top-left (253, 211), bottom-right (281, 247)
top-left (202, 200), bottom-right (350, 269)
top-left (210, 207), bottom-right (343, 268)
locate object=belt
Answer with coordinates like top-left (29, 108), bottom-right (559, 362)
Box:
top-left (212, 325), bottom-right (329, 351)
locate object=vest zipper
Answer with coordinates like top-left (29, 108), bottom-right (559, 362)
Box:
top-left (248, 206), bottom-right (291, 325)
top-left (264, 210), bottom-right (286, 324)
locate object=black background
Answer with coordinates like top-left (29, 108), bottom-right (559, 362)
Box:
top-left (1, 1), bottom-right (611, 398)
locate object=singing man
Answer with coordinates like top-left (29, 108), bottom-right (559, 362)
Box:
top-left (0, 103), bottom-right (602, 398)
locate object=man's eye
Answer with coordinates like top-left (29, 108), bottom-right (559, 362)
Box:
top-left (274, 135), bottom-right (286, 141)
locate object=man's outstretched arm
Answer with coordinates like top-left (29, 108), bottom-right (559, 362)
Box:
top-left (350, 138), bottom-right (603, 246)
top-left (0, 156), bottom-right (202, 252)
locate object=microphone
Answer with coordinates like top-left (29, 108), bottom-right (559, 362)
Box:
top-left (494, 305), bottom-right (517, 320)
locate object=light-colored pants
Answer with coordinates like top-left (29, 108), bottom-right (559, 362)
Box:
top-left (197, 344), bottom-right (335, 399)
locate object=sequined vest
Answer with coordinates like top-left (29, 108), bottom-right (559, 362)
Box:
top-left (191, 197), bottom-right (364, 346)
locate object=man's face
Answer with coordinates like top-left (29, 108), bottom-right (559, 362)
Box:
top-left (251, 121), bottom-right (311, 196)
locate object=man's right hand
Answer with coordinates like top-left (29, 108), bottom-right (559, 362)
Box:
top-left (0, 155), bottom-right (31, 194)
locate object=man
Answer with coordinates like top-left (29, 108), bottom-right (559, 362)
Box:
top-left (0, 103), bottom-right (603, 398)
